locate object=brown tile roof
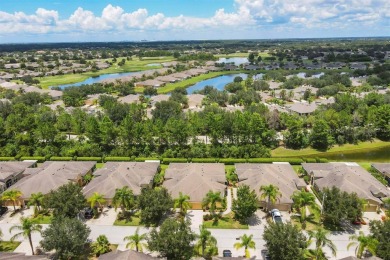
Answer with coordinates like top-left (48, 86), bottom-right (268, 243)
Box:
top-left (0, 161), bottom-right (35, 182)
top-left (371, 163), bottom-right (390, 178)
top-left (99, 250), bottom-right (160, 260)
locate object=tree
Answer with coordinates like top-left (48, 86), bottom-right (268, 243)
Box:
top-left (232, 185), bottom-right (258, 224)
top-left (112, 186), bottom-right (135, 214)
top-left (151, 100), bottom-right (182, 123)
top-left (263, 222), bottom-right (307, 260)
top-left (92, 235), bottom-right (111, 257)
top-left (310, 119), bottom-right (334, 151)
top-left (308, 228), bottom-right (337, 259)
top-left (40, 217), bottom-right (91, 260)
top-left (347, 231), bottom-right (378, 259)
top-left (43, 183), bottom-right (86, 218)
top-left (259, 184), bottom-right (282, 211)
top-left (291, 189), bottom-right (318, 229)
top-left (87, 192), bottom-right (106, 215)
top-left (9, 217), bottom-right (42, 255)
top-left (234, 234), bottom-right (256, 258)
top-left (194, 225), bottom-right (218, 259)
top-left (1, 189), bottom-right (22, 211)
top-left (148, 218), bottom-right (196, 260)
top-left (202, 191), bottom-right (223, 215)
top-left (174, 192), bottom-right (191, 216)
top-left (123, 227), bottom-right (148, 252)
top-left (370, 219), bottom-right (390, 259)
top-left (138, 187), bottom-right (173, 226)
top-left (28, 192), bottom-right (44, 217)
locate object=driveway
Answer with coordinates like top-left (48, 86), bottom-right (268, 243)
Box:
top-left (186, 210), bottom-right (204, 230)
top-left (86, 208), bottom-right (117, 226)
top-left (0, 207), bottom-right (34, 224)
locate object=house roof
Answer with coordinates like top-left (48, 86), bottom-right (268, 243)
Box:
top-left (10, 161), bottom-right (96, 199)
top-left (286, 102), bottom-right (317, 114)
top-left (118, 94), bottom-right (140, 104)
top-left (371, 163), bottom-right (390, 178)
top-left (99, 250), bottom-right (160, 260)
top-left (135, 80), bottom-right (165, 88)
top-left (163, 163), bottom-right (226, 202)
top-left (302, 162), bottom-right (390, 204)
top-left (187, 94), bottom-right (205, 108)
top-left (235, 163), bottom-right (306, 204)
top-left (83, 162), bottom-right (160, 198)
top-left (150, 95), bottom-right (170, 106)
top-left (0, 161), bottom-right (36, 182)
top-left (0, 252), bottom-right (48, 259)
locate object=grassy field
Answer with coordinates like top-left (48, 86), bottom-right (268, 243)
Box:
top-left (203, 213), bottom-right (248, 229)
top-left (0, 241), bottom-right (21, 252)
top-left (37, 57), bottom-right (175, 89)
top-left (271, 140), bottom-right (390, 159)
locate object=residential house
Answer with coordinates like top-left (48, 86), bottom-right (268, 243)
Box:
top-left (285, 102), bottom-right (318, 115)
top-left (302, 162), bottom-right (390, 211)
top-left (135, 80), bottom-right (166, 88)
top-left (0, 162), bottom-right (36, 193)
top-left (235, 163), bottom-right (306, 211)
top-left (118, 94), bottom-right (140, 104)
top-left (83, 162), bottom-right (160, 204)
top-left (163, 163), bottom-right (227, 209)
top-left (99, 250), bottom-right (161, 260)
top-left (371, 163), bottom-right (390, 185)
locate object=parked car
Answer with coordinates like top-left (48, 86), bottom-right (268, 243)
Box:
top-left (0, 206), bottom-right (8, 217)
top-left (270, 209), bottom-right (283, 224)
top-left (84, 208), bottom-right (94, 219)
top-left (223, 250), bottom-right (232, 257)
top-left (261, 249), bottom-right (271, 260)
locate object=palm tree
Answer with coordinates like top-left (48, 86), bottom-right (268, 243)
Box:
top-left (123, 228), bottom-right (148, 252)
top-left (259, 185), bottom-right (282, 211)
top-left (195, 224), bottom-right (218, 259)
top-left (347, 231), bottom-right (378, 259)
top-left (202, 191), bottom-right (223, 215)
top-left (174, 192), bottom-right (191, 216)
top-left (112, 186), bottom-right (134, 214)
top-left (28, 192), bottom-right (44, 216)
top-left (92, 235), bottom-right (111, 256)
top-left (234, 234), bottom-right (256, 258)
top-left (1, 189), bottom-right (22, 211)
top-left (291, 189), bottom-right (318, 229)
top-left (308, 228), bottom-right (337, 259)
top-left (87, 192), bottom-right (106, 212)
top-left (9, 217), bottom-right (42, 255)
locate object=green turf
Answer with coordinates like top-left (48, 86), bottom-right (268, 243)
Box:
top-left (0, 241), bottom-right (21, 252)
top-left (203, 213), bottom-right (249, 229)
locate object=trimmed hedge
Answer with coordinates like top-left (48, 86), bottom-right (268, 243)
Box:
top-left (162, 158), bottom-right (188, 164)
top-left (247, 158), bottom-right (303, 165)
top-left (318, 158), bottom-right (329, 163)
top-left (219, 158), bottom-right (247, 165)
top-left (0, 157), bottom-right (16, 161)
top-left (20, 156), bottom-right (46, 162)
top-left (135, 157), bottom-right (160, 162)
top-left (104, 157), bottom-right (132, 162)
top-left (49, 156), bottom-right (73, 161)
top-left (303, 158), bottom-right (317, 163)
top-left (191, 158), bottom-right (219, 163)
top-left (76, 157), bottom-right (102, 163)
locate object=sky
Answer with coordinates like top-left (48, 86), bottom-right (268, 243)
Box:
top-left (0, 0), bottom-right (389, 43)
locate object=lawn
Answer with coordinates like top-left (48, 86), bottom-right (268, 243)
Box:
top-left (271, 140), bottom-right (390, 159)
top-left (32, 214), bottom-right (53, 224)
top-left (0, 241), bottom-right (21, 252)
top-left (290, 206), bottom-right (322, 231)
top-left (113, 212), bottom-right (141, 226)
top-left (95, 163), bottom-right (105, 169)
top-left (225, 165), bottom-right (235, 175)
top-left (203, 213), bottom-right (248, 229)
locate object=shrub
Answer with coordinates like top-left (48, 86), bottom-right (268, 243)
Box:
top-left (162, 158), bottom-right (188, 164)
top-left (104, 157), bottom-right (132, 162)
top-left (20, 156), bottom-right (46, 162)
top-left (318, 158), bottom-right (328, 163)
top-left (203, 214), bottom-right (212, 221)
top-left (303, 158), bottom-right (317, 163)
top-left (191, 158), bottom-right (218, 163)
top-left (135, 157), bottom-right (160, 162)
top-left (247, 158), bottom-right (303, 165)
top-left (76, 157), bottom-right (102, 163)
top-left (49, 157), bottom-right (73, 161)
top-left (219, 158), bottom-right (247, 165)
top-left (0, 157), bottom-right (16, 161)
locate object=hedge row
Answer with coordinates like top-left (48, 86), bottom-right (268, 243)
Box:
top-left (135, 157), bottom-right (160, 162)
top-left (219, 158), bottom-right (247, 165)
top-left (247, 158), bottom-right (303, 165)
top-left (162, 158), bottom-right (189, 164)
top-left (76, 157), bottom-right (103, 163)
top-left (104, 157), bottom-right (133, 162)
top-left (19, 156), bottom-right (46, 163)
top-left (0, 157), bottom-right (16, 161)
top-left (191, 158), bottom-right (218, 163)
top-left (49, 156), bottom-right (73, 161)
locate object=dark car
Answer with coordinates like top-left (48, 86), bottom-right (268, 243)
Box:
top-left (261, 249), bottom-right (271, 260)
top-left (0, 206), bottom-right (8, 217)
top-left (223, 250), bottom-right (232, 257)
top-left (84, 208), bottom-right (94, 219)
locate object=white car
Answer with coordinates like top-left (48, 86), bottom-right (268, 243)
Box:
top-left (270, 209), bottom-right (283, 224)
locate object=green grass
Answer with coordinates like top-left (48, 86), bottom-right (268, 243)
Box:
top-left (0, 241), bottom-right (21, 252)
top-left (95, 163), bottom-right (105, 169)
top-left (225, 165), bottom-right (235, 174)
top-left (203, 213), bottom-right (248, 229)
top-left (292, 165), bottom-right (303, 175)
top-left (290, 206), bottom-right (322, 231)
top-left (113, 213), bottom-right (141, 226)
top-left (32, 214), bottom-right (53, 224)
top-left (271, 140), bottom-right (390, 158)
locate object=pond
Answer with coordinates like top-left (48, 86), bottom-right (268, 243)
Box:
top-left (216, 57), bottom-right (248, 65)
top-left (186, 73), bottom-right (264, 94)
top-left (306, 145), bottom-right (390, 162)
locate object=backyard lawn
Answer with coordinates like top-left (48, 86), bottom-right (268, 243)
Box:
top-left (113, 212), bottom-right (141, 226)
top-left (0, 241), bottom-right (21, 252)
top-left (203, 213), bottom-right (248, 229)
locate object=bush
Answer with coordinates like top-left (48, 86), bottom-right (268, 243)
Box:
top-left (303, 158), bottom-right (317, 163)
top-left (49, 157), bottom-right (73, 161)
top-left (203, 214), bottom-right (212, 221)
top-left (191, 158), bottom-right (218, 163)
top-left (247, 158), bottom-right (303, 165)
top-left (318, 158), bottom-right (329, 163)
top-left (104, 157), bottom-right (132, 162)
top-left (76, 157), bottom-right (102, 163)
top-left (0, 157), bottom-right (16, 161)
top-left (162, 158), bottom-right (188, 164)
top-left (20, 156), bottom-right (46, 162)
top-left (135, 157), bottom-right (160, 162)
top-left (219, 158), bottom-right (247, 165)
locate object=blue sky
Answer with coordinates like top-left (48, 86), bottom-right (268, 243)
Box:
top-left (0, 0), bottom-right (389, 43)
